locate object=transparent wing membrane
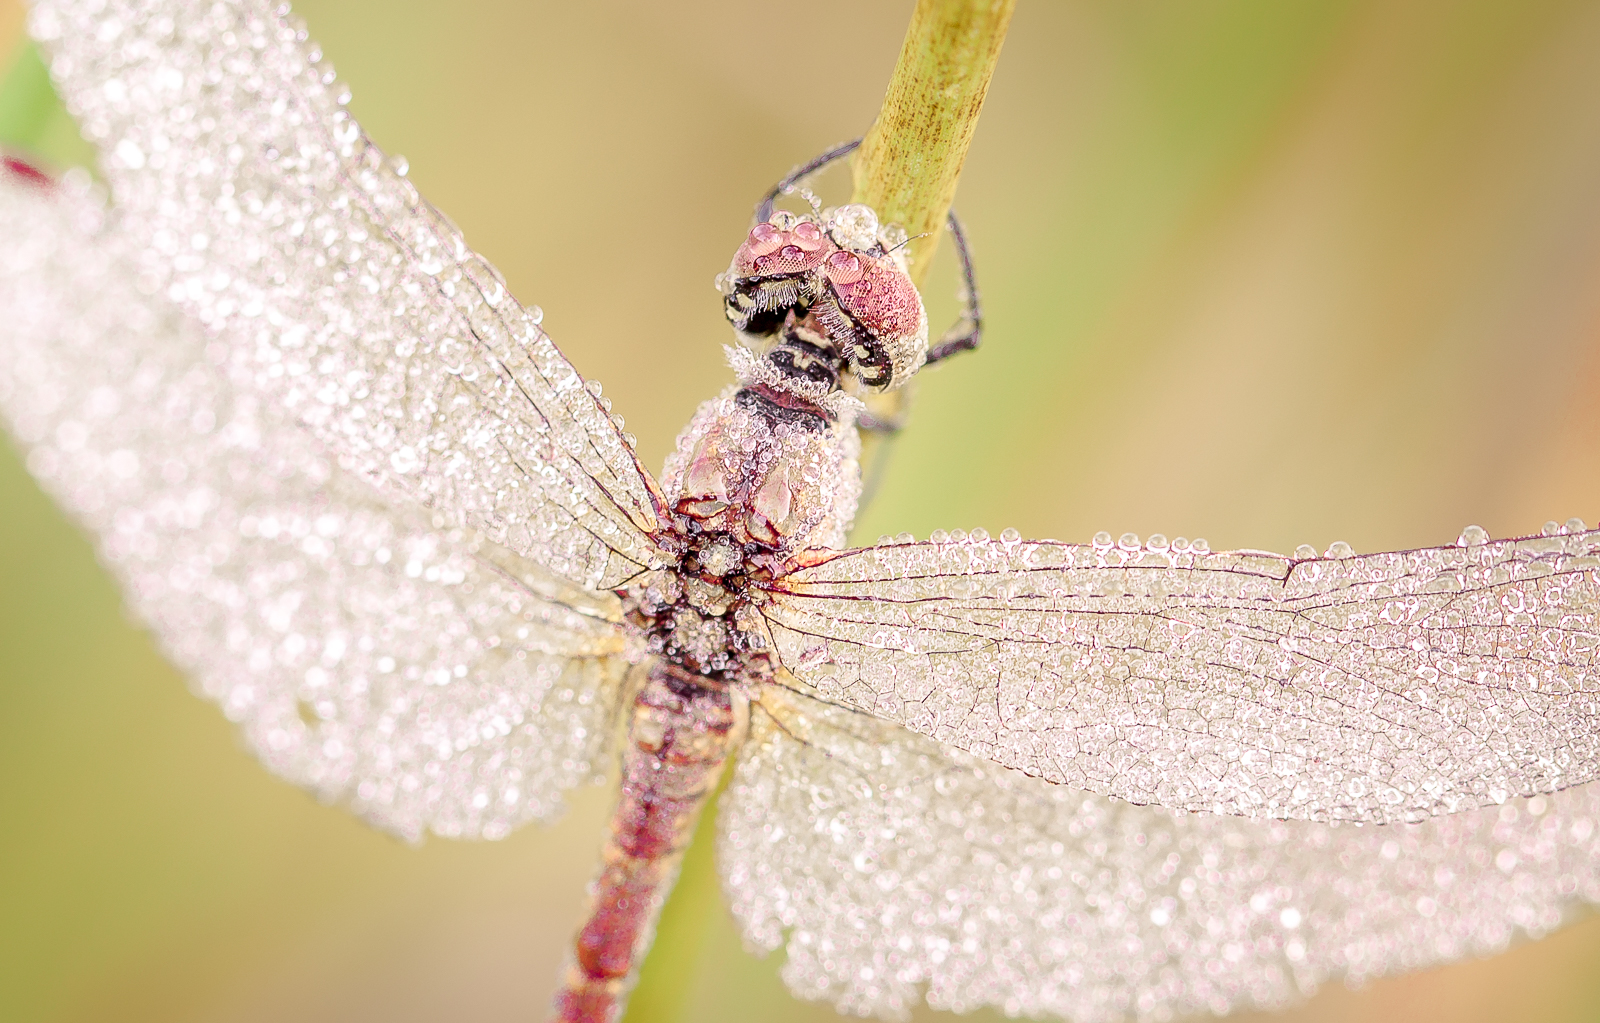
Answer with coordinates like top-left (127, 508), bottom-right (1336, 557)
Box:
top-left (0, 177), bottom-right (634, 841)
top-left (763, 531), bottom-right (1600, 823)
top-left (31, 0), bottom-right (668, 592)
top-left (721, 687), bottom-right (1600, 1022)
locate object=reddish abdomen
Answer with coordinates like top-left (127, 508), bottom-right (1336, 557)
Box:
top-left (552, 663), bottom-right (741, 1023)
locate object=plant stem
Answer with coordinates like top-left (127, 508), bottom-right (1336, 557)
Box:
top-left (851, 0), bottom-right (1015, 287)
top-left (849, 0), bottom-right (1013, 506)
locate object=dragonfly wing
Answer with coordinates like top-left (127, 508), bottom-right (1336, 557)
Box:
top-left (721, 686), bottom-right (1600, 1021)
top-left (761, 532), bottom-right (1600, 824)
top-left (30, 0), bottom-right (669, 592)
top-left (0, 172), bottom-right (635, 841)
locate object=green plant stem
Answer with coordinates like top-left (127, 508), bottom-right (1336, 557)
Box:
top-left (851, 0), bottom-right (1015, 287)
top-left (848, 0), bottom-right (1013, 506)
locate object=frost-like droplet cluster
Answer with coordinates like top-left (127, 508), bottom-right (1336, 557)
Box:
top-left (763, 529), bottom-right (1600, 823)
top-left (31, 0), bottom-right (668, 594)
top-left (722, 687), bottom-right (1600, 1021)
top-left (0, 175), bottom-right (634, 841)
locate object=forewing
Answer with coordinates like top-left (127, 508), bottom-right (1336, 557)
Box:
top-left (29, 0), bottom-right (668, 592)
top-left (761, 533), bottom-right (1600, 823)
top-left (720, 685), bottom-right (1600, 1021)
top-left (0, 173), bottom-right (635, 841)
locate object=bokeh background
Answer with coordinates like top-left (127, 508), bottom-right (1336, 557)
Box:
top-left (4, 1), bottom-right (1600, 1021)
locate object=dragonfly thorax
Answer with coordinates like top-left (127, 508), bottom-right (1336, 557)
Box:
top-left (659, 381), bottom-right (863, 557)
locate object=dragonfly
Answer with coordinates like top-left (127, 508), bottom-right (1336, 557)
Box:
top-left (3, 2), bottom-right (1600, 1022)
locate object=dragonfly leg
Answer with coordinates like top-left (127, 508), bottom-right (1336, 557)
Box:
top-left (921, 208), bottom-right (983, 368)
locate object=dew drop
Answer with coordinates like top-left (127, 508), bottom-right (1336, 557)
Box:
top-left (969, 527), bottom-right (989, 542)
top-left (622, 433), bottom-right (637, 449)
top-left (1325, 540), bottom-right (1354, 559)
top-left (877, 535), bottom-right (894, 546)
top-left (585, 380), bottom-right (603, 397)
top-left (1172, 537), bottom-right (1190, 551)
top-left (1092, 531), bottom-right (1113, 548)
top-left (1458, 524), bottom-right (1489, 547)
top-left (1567, 517), bottom-right (1588, 533)
top-left (1292, 544), bottom-right (1317, 560)
top-left (1118, 532), bottom-right (1140, 551)
top-left (949, 529), bottom-right (968, 542)
top-left (1543, 520), bottom-right (1562, 537)
top-left (1000, 528), bottom-right (1021, 543)
top-left (527, 304), bottom-right (544, 325)
top-left (930, 529), bottom-right (950, 544)
top-left (1191, 538), bottom-right (1210, 554)
top-left (895, 532), bottom-right (915, 544)
top-left (1146, 534), bottom-right (1169, 551)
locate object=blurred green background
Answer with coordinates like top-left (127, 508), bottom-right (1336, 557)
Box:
top-left (5, 1), bottom-right (1600, 1021)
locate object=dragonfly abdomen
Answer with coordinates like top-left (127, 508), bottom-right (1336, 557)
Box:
top-left (553, 663), bottom-right (746, 1023)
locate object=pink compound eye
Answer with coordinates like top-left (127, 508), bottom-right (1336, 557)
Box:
top-left (824, 250), bottom-right (865, 284)
top-left (746, 222), bottom-right (783, 257)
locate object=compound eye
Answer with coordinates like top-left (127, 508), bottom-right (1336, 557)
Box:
top-left (817, 252), bottom-right (928, 391)
top-left (792, 221), bottom-right (825, 247)
top-left (824, 250), bottom-right (865, 285)
top-left (747, 222), bottom-right (782, 255)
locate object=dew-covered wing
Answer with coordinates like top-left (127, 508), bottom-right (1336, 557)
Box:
top-left (760, 532), bottom-right (1600, 823)
top-left (30, 0), bottom-right (667, 592)
top-left (720, 685), bottom-right (1600, 1022)
top-left (0, 172), bottom-right (634, 841)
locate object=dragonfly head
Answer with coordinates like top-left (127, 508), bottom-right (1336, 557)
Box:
top-left (720, 204), bottom-right (928, 394)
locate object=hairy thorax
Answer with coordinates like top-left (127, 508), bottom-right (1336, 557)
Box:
top-left (619, 376), bottom-right (861, 680)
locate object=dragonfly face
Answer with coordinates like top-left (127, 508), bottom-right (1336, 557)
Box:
top-left (721, 203), bottom-right (929, 391)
